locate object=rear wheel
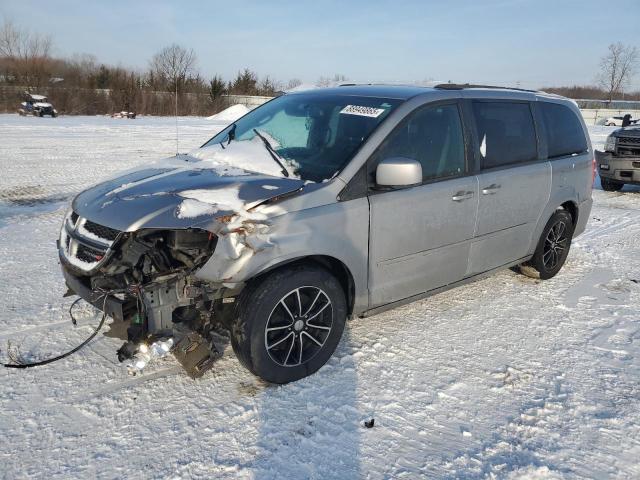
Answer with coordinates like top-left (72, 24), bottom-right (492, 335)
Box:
top-left (601, 177), bottom-right (624, 192)
top-left (520, 210), bottom-right (574, 280)
top-left (230, 265), bottom-right (347, 384)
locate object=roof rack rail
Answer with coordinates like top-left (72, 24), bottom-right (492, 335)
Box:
top-left (434, 83), bottom-right (538, 93)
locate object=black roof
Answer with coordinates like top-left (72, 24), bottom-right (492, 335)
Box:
top-left (290, 84), bottom-right (433, 100)
top-left (289, 83), bottom-right (539, 100)
top-left (433, 83), bottom-right (538, 93)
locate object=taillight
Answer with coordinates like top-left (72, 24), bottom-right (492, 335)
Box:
top-left (592, 156), bottom-right (596, 187)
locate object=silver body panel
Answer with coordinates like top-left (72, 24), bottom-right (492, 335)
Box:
top-left (469, 162), bottom-right (551, 275)
top-left (368, 176), bottom-right (478, 306)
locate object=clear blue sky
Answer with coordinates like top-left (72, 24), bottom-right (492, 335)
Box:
top-left (2, 0), bottom-right (639, 89)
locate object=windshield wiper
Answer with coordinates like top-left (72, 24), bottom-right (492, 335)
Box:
top-left (253, 129), bottom-right (290, 177)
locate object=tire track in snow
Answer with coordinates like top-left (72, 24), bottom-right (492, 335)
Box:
top-left (68, 365), bottom-right (184, 403)
top-left (577, 213), bottom-right (640, 243)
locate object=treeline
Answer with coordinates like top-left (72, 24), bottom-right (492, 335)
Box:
top-left (541, 85), bottom-right (640, 101)
top-left (0, 20), bottom-right (307, 115)
top-left (0, 54), bottom-right (291, 115)
top-left (4, 19), bottom-right (638, 116)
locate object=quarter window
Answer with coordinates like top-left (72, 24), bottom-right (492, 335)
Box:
top-left (538, 102), bottom-right (588, 159)
top-left (473, 102), bottom-right (537, 169)
top-left (373, 104), bottom-right (465, 182)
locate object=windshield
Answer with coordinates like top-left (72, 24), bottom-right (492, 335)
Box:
top-left (200, 93), bottom-right (402, 182)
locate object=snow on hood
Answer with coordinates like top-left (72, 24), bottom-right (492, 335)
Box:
top-left (72, 163), bottom-right (305, 232)
top-left (189, 135), bottom-right (299, 179)
top-left (34, 102), bottom-right (53, 108)
top-left (177, 187), bottom-right (246, 219)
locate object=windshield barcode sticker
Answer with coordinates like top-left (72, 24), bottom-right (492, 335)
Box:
top-left (340, 105), bottom-right (385, 118)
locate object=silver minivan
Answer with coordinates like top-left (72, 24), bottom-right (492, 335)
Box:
top-left (59, 85), bottom-right (593, 383)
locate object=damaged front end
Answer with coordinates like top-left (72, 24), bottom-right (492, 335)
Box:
top-left (57, 158), bottom-right (305, 376)
top-left (59, 211), bottom-right (235, 376)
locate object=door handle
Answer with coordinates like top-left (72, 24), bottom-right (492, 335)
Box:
top-left (482, 184), bottom-right (501, 195)
top-left (452, 191), bottom-right (474, 202)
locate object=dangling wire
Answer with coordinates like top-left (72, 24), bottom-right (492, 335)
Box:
top-left (3, 295), bottom-right (111, 369)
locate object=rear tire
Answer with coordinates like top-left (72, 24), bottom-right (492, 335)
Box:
top-left (520, 210), bottom-right (574, 280)
top-left (230, 265), bottom-right (347, 384)
top-left (601, 177), bottom-right (624, 192)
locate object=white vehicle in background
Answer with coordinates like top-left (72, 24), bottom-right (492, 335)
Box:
top-left (604, 115), bottom-right (637, 127)
top-left (111, 111), bottom-right (137, 119)
top-left (18, 92), bottom-right (58, 117)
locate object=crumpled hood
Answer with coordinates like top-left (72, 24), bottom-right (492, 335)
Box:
top-left (73, 161), bottom-right (305, 232)
top-left (613, 125), bottom-right (640, 138)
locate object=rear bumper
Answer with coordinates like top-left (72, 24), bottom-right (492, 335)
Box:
top-left (61, 264), bottom-right (126, 322)
top-left (596, 150), bottom-right (640, 185)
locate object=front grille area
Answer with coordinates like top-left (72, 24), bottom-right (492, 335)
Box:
top-left (59, 212), bottom-right (121, 272)
top-left (618, 136), bottom-right (640, 156)
top-left (618, 146), bottom-right (640, 156)
top-left (76, 243), bottom-right (106, 263)
top-left (84, 219), bottom-right (120, 241)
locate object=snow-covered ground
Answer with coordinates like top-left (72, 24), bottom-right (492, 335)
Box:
top-left (1, 115), bottom-right (639, 479)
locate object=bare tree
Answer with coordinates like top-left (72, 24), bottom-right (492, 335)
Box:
top-left (150, 44), bottom-right (197, 94)
top-left (316, 74), bottom-right (348, 88)
top-left (332, 73), bottom-right (348, 83)
top-left (316, 76), bottom-right (331, 87)
top-left (598, 43), bottom-right (639, 102)
top-left (286, 78), bottom-right (302, 90)
top-left (0, 19), bottom-right (53, 87)
top-left (257, 75), bottom-right (279, 95)
top-left (150, 44), bottom-right (196, 152)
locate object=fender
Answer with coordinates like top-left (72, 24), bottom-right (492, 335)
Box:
top-left (195, 198), bottom-right (371, 315)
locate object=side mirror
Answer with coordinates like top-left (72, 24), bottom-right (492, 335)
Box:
top-left (375, 157), bottom-right (422, 188)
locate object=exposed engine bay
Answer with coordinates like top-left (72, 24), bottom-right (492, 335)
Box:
top-left (59, 210), bottom-right (238, 377)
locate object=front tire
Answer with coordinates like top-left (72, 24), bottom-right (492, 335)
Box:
top-left (520, 210), bottom-right (574, 280)
top-left (601, 177), bottom-right (624, 192)
top-left (230, 265), bottom-right (347, 384)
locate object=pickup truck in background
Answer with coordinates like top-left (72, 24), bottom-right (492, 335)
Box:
top-left (597, 125), bottom-right (640, 191)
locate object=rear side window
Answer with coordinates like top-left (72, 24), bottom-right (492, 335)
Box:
top-left (538, 102), bottom-right (588, 159)
top-left (473, 102), bottom-right (537, 169)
